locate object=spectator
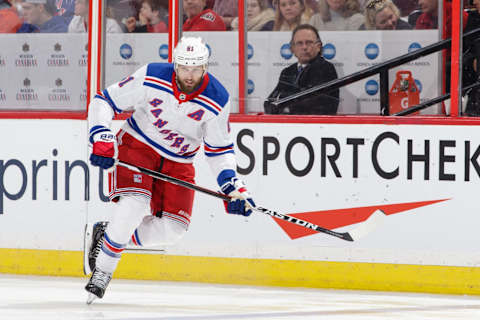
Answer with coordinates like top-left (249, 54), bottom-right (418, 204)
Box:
top-left (273, 0), bottom-right (312, 31)
top-left (213, 0), bottom-right (237, 30)
top-left (0, 0), bottom-right (22, 33)
top-left (68, 0), bottom-right (123, 33)
top-left (183, 0), bottom-right (226, 31)
top-left (392, 0), bottom-right (417, 17)
top-left (264, 24), bottom-right (339, 114)
top-left (415, 0), bottom-right (467, 33)
top-left (55, 0), bottom-right (75, 24)
top-left (17, 0), bottom-right (68, 33)
top-left (231, 0), bottom-right (275, 31)
top-left (309, 0), bottom-right (364, 30)
top-left (124, 0), bottom-right (168, 32)
top-left (359, 0), bottom-right (412, 29)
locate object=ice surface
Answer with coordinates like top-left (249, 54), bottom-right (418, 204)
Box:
top-left (1, 274), bottom-right (479, 320)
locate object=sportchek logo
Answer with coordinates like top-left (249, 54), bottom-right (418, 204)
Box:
top-left (272, 199), bottom-right (449, 239)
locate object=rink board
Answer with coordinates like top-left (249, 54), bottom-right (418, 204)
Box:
top-left (1, 119), bottom-right (480, 295)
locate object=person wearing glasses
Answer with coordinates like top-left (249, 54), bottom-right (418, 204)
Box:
top-left (264, 24), bottom-right (339, 114)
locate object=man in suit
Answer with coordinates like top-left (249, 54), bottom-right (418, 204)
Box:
top-left (265, 24), bottom-right (339, 115)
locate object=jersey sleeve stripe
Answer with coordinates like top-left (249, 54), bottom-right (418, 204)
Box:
top-left (204, 141), bottom-right (234, 149)
top-left (145, 76), bottom-right (173, 88)
top-left (100, 89), bottom-right (123, 114)
top-left (203, 142), bottom-right (234, 157)
top-left (205, 150), bottom-right (235, 157)
top-left (127, 116), bottom-right (199, 159)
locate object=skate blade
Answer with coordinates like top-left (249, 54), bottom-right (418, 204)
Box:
top-left (86, 293), bottom-right (97, 305)
top-left (83, 223), bottom-right (93, 276)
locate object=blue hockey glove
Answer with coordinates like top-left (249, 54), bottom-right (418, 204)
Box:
top-left (89, 126), bottom-right (117, 170)
top-left (220, 177), bottom-right (256, 217)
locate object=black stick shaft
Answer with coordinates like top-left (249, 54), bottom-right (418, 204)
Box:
top-left (116, 160), bottom-right (353, 241)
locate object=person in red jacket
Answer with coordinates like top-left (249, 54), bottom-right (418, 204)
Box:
top-left (415, 0), bottom-right (467, 36)
top-left (183, 0), bottom-right (226, 31)
top-left (0, 0), bottom-right (22, 33)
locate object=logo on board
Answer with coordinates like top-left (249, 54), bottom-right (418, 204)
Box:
top-left (365, 43), bottom-right (379, 60)
top-left (248, 43), bottom-right (254, 60)
top-left (159, 44), bottom-right (169, 60)
top-left (120, 43), bottom-right (133, 60)
top-left (365, 79), bottom-right (379, 95)
top-left (408, 42), bottom-right (422, 53)
top-left (322, 43), bottom-right (336, 60)
top-left (247, 79), bottom-right (255, 95)
top-left (280, 43), bottom-right (292, 60)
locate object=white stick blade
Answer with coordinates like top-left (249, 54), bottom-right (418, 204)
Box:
top-left (348, 209), bottom-right (387, 241)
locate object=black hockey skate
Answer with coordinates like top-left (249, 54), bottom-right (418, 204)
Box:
top-left (85, 267), bottom-right (112, 304)
top-left (83, 221), bottom-right (108, 275)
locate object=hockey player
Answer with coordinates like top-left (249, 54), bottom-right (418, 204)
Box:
top-left (84, 37), bottom-right (255, 304)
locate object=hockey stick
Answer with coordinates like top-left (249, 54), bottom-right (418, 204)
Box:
top-left (116, 160), bottom-right (386, 242)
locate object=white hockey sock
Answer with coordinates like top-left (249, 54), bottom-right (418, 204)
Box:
top-left (133, 215), bottom-right (187, 247)
top-left (96, 195), bottom-right (150, 273)
top-left (96, 234), bottom-right (123, 274)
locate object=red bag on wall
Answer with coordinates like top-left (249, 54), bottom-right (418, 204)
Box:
top-left (389, 71), bottom-right (420, 115)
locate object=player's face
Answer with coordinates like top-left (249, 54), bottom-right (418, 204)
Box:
top-left (375, 7), bottom-right (398, 29)
top-left (74, 0), bottom-right (88, 17)
top-left (247, 0), bottom-right (262, 19)
top-left (278, 0), bottom-right (304, 23)
top-left (176, 65), bottom-right (205, 93)
top-left (183, 0), bottom-right (206, 18)
top-left (291, 29), bottom-right (321, 64)
top-left (21, 3), bottom-right (42, 25)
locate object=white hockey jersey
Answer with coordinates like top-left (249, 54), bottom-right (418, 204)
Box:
top-left (88, 63), bottom-right (237, 185)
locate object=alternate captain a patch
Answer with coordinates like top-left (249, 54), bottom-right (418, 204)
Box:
top-left (188, 109), bottom-right (205, 121)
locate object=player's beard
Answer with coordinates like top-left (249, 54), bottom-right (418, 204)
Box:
top-left (177, 77), bottom-right (203, 94)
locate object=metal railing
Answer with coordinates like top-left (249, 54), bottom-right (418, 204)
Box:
top-left (271, 28), bottom-right (480, 116)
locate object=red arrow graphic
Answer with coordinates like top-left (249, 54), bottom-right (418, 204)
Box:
top-left (272, 199), bottom-right (450, 239)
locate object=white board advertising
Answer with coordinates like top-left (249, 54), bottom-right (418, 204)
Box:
top-left (0, 30), bottom-right (439, 115)
top-left (1, 119), bottom-right (480, 268)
